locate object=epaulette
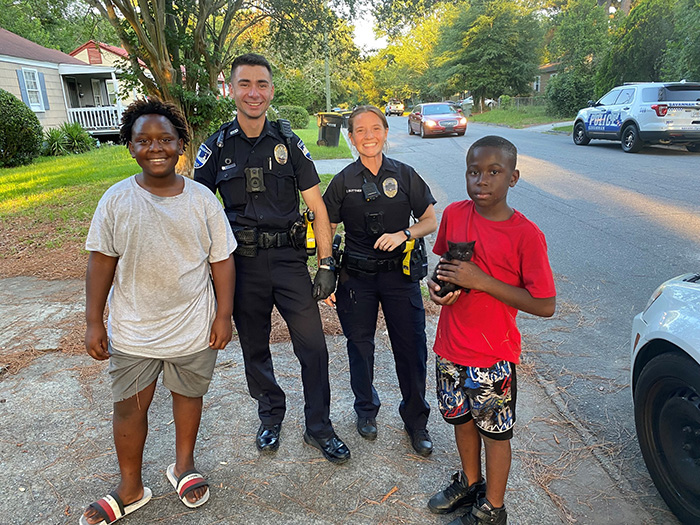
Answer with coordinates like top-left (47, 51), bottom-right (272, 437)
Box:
top-left (216, 120), bottom-right (236, 148)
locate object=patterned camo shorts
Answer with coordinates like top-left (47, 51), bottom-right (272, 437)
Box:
top-left (436, 356), bottom-right (517, 440)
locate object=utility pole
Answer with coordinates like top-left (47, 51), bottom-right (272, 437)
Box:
top-left (324, 31), bottom-right (331, 112)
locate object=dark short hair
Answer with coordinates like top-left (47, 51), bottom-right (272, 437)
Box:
top-left (231, 53), bottom-right (272, 79)
top-left (348, 105), bottom-right (388, 133)
top-left (119, 98), bottom-right (190, 146)
top-left (467, 135), bottom-right (517, 169)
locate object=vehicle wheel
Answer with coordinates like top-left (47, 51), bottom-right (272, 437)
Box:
top-left (457, 131), bottom-right (465, 137)
top-left (573, 121), bottom-right (590, 145)
top-left (420, 125), bottom-right (426, 138)
top-left (634, 353), bottom-right (700, 524)
top-left (621, 123), bottom-right (644, 152)
top-left (408, 121), bottom-right (413, 135)
top-left (686, 143), bottom-right (700, 153)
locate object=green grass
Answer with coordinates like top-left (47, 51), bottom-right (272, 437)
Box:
top-left (0, 146), bottom-right (135, 252)
top-left (295, 119), bottom-right (352, 160)
top-left (552, 124), bottom-right (574, 133)
top-left (0, 141), bottom-right (343, 258)
top-left (469, 106), bottom-right (563, 128)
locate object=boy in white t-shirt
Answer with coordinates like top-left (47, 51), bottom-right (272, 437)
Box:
top-left (80, 99), bottom-right (236, 525)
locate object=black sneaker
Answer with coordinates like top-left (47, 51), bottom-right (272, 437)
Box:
top-left (447, 498), bottom-right (507, 525)
top-left (428, 471), bottom-right (486, 514)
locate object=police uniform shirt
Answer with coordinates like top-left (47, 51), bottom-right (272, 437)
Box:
top-left (194, 118), bottom-right (319, 231)
top-left (323, 156), bottom-right (436, 259)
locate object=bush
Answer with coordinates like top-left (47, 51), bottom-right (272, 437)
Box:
top-left (0, 88), bottom-right (43, 168)
top-left (545, 71), bottom-right (597, 118)
top-left (44, 127), bottom-right (69, 156)
top-left (60, 122), bottom-right (95, 153)
top-left (499, 95), bottom-right (513, 109)
top-left (277, 105), bottom-right (310, 129)
top-left (42, 122), bottom-right (96, 156)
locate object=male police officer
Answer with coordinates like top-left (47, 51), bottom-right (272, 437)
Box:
top-left (194, 53), bottom-right (349, 464)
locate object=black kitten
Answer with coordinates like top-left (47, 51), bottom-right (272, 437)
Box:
top-left (431, 240), bottom-right (476, 298)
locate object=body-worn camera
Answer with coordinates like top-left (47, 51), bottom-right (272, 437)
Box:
top-left (365, 211), bottom-right (385, 235)
top-left (362, 181), bottom-right (380, 201)
top-left (245, 167), bottom-right (266, 193)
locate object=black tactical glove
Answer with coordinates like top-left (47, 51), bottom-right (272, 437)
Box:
top-left (312, 268), bottom-right (336, 300)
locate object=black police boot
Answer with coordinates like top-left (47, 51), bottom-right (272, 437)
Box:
top-left (256, 423), bottom-right (281, 453)
top-left (303, 431), bottom-right (351, 464)
top-left (405, 426), bottom-right (433, 456)
top-left (428, 471), bottom-right (486, 514)
top-left (357, 416), bottom-right (377, 440)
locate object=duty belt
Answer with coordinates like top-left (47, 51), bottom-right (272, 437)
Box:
top-left (233, 228), bottom-right (292, 257)
top-left (344, 253), bottom-right (403, 273)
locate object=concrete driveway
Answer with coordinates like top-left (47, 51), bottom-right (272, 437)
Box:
top-left (0, 276), bottom-right (664, 524)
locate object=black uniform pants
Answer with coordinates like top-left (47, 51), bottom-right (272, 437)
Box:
top-left (233, 246), bottom-right (334, 439)
top-left (335, 265), bottom-right (430, 431)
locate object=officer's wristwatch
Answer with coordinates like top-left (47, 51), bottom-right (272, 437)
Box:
top-left (319, 256), bottom-right (336, 272)
top-left (403, 229), bottom-right (412, 240)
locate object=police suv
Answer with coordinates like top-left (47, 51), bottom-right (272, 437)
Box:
top-left (573, 81), bottom-right (700, 153)
top-left (631, 274), bottom-right (700, 523)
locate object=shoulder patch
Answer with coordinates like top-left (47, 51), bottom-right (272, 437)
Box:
top-left (297, 139), bottom-right (313, 161)
top-left (194, 143), bottom-right (212, 169)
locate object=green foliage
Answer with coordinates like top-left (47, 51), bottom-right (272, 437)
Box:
top-left (595, 0), bottom-right (675, 93)
top-left (274, 71), bottom-right (320, 110)
top-left (546, 70), bottom-right (596, 118)
top-left (499, 95), bottom-right (513, 109)
top-left (0, 0), bottom-right (118, 53)
top-left (547, 0), bottom-right (611, 72)
top-left (0, 89), bottom-right (42, 168)
top-left (435, 0), bottom-right (543, 102)
top-left (202, 97), bottom-right (237, 138)
top-left (60, 122), bottom-right (96, 153)
top-left (44, 128), bottom-right (69, 156)
top-left (42, 122), bottom-right (96, 157)
top-left (277, 106), bottom-right (310, 129)
top-left (661, 0), bottom-right (700, 81)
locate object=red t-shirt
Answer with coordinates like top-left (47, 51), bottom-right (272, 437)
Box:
top-left (432, 200), bottom-right (555, 367)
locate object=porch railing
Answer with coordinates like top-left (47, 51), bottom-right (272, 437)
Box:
top-left (67, 106), bottom-right (122, 131)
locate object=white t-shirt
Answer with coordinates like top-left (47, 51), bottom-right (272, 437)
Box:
top-left (86, 175), bottom-right (236, 358)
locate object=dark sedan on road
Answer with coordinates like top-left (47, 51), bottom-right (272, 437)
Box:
top-left (408, 103), bottom-right (467, 138)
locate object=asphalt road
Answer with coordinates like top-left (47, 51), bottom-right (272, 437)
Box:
top-left (384, 115), bottom-right (700, 521)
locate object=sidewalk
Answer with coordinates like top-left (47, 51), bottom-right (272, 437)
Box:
top-left (522, 121), bottom-right (573, 133)
top-left (0, 276), bottom-right (660, 524)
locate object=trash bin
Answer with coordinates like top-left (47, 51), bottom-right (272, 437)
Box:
top-left (317, 112), bottom-right (343, 147)
top-left (340, 110), bottom-right (353, 128)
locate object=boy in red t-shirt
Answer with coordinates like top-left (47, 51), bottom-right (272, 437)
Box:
top-left (427, 136), bottom-right (556, 525)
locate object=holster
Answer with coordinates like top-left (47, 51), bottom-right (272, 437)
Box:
top-left (233, 227), bottom-right (259, 257)
top-left (288, 219), bottom-right (306, 251)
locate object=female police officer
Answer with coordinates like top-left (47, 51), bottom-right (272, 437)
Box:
top-left (323, 106), bottom-right (437, 456)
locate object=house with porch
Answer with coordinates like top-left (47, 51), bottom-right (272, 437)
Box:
top-left (71, 40), bottom-right (231, 98)
top-left (0, 28), bottom-right (124, 135)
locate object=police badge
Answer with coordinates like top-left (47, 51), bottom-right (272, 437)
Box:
top-left (274, 143), bottom-right (288, 165)
top-left (382, 177), bottom-right (398, 198)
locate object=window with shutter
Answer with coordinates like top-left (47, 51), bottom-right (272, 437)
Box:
top-left (22, 69), bottom-right (45, 111)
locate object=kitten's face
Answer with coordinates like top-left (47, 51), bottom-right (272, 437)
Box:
top-left (447, 240), bottom-right (475, 259)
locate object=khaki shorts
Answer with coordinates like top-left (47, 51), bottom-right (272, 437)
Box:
top-left (108, 345), bottom-right (218, 402)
